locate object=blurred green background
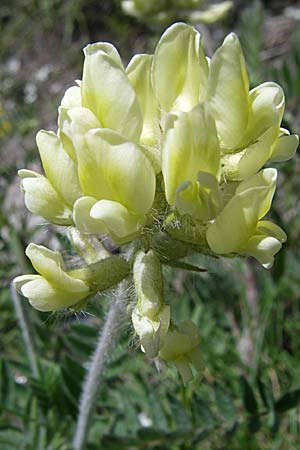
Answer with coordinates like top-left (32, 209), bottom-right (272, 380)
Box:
top-left (1, 1), bottom-right (300, 449)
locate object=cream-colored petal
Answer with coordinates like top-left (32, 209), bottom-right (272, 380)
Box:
top-left (77, 128), bottom-right (155, 214)
top-left (152, 22), bottom-right (208, 112)
top-left (81, 42), bottom-right (142, 141)
top-left (243, 235), bottom-right (282, 269)
top-left (242, 82), bottom-right (284, 145)
top-left (36, 130), bottom-right (82, 205)
top-left (189, 1), bottom-right (233, 24)
top-left (126, 54), bottom-right (160, 145)
top-left (20, 277), bottom-right (88, 312)
top-left (256, 220), bottom-right (287, 242)
top-left (132, 307), bottom-right (157, 355)
top-left (132, 305), bottom-right (170, 358)
top-left (269, 132), bottom-right (299, 163)
top-left (25, 243), bottom-right (89, 293)
top-left (19, 171), bottom-right (72, 225)
top-left (206, 169), bottom-right (277, 254)
top-left (225, 126), bottom-right (279, 180)
top-left (90, 199), bottom-right (141, 239)
top-left (13, 274), bottom-right (42, 293)
top-left (60, 85), bottom-right (81, 108)
top-left (208, 33), bottom-right (249, 148)
top-left (58, 109), bottom-right (77, 161)
top-left (176, 172), bottom-right (221, 221)
top-left (222, 84), bottom-right (285, 178)
top-left (73, 196), bottom-right (107, 235)
top-left (206, 192), bottom-right (259, 254)
top-left (58, 106), bottom-right (101, 161)
top-left (235, 168), bottom-right (277, 219)
top-left (163, 103), bottom-right (220, 205)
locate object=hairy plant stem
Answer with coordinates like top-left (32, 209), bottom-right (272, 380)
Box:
top-left (73, 282), bottom-right (128, 450)
top-left (10, 283), bottom-right (40, 378)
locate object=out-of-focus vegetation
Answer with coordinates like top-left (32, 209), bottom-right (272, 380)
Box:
top-left (1, 0), bottom-right (300, 448)
top-left (121, 0), bottom-right (233, 26)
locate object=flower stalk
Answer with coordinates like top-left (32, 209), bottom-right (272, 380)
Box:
top-left (73, 282), bottom-right (128, 450)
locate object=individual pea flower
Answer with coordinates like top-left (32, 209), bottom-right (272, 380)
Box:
top-left (14, 243), bottom-right (130, 311)
top-left (19, 130), bottom-right (82, 225)
top-left (13, 243), bottom-right (90, 311)
top-left (162, 102), bottom-right (222, 221)
top-left (159, 320), bottom-right (202, 384)
top-left (206, 33), bottom-right (298, 180)
top-left (206, 169), bottom-right (287, 268)
top-left (72, 128), bottom-right (156, 243)
top-left (131, 250), bottom-right (170, 358)
top-left (58, 43), bottom-right (157, 243)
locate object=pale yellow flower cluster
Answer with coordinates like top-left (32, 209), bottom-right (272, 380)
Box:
top-left (121, 0), bottom-right (233, 25)
top-left (14, 23), bottom-right (297, 381)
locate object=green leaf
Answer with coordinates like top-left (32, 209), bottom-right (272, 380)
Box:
top-left (0, 359), bottom-right (14, 408)
top-left (70, 323), bottom-right (98, 339)
top-left (163, 259), bottom-right (207, 273)
top-left (64, 334), bottom-right (94, 355)
top-left (256, 375), bottom-right (274, 411)
top-left (191, 396), bottom-right (216, 427)
top-left (239, 376), bottom-right (258, 414)
top-left (137, 428), bottom-right (165, 442)
top-left (214, 382), bottom-right (236, 425)
top-left (100, 435), bottom-right (139, 449)
top-left (247, 415), bottom-right (261, 433)
top-left (271, 246), bottom-right (286, 281)
top-left (268, 410), bottom-right (280, 434)
top-left (275, 389), bottom-right (300, 413)
top-left (0, 431), bottom-right (24, 450)
top-left (141, 379), bottom-right (168, 431)
top-left (167, 393), bottom-right (191, 430)
top-left (61, 356), bottom-right (85, 404)
top-left (26, 397), bottom-right (41, 450)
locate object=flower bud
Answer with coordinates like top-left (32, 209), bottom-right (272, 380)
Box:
top-left (132, 250), bottom-right (170, 357)
top-left (152, 23), bottom-right (208, 113)
top-left (133, 250), bottom-right (164, 318)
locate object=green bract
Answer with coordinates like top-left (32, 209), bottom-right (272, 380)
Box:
top-left (14, 23), bottom-right (297, 381)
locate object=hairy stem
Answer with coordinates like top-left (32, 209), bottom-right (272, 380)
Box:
top-left (10, 283), bottom-right (40, 378)
top-left (73, 282), bottom-right (128, 450)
